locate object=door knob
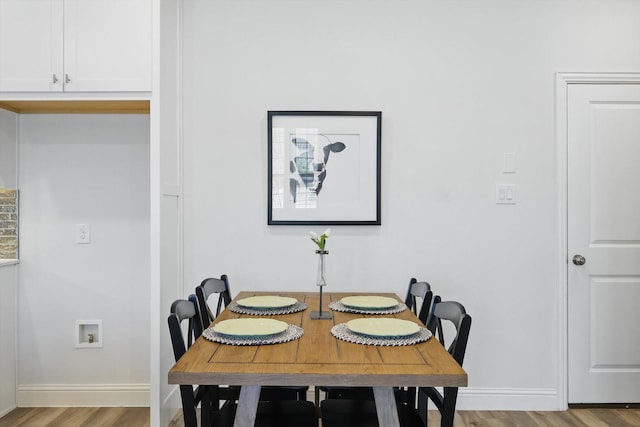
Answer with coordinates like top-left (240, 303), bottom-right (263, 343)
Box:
top-left (572, 254), bottom-right (586, 266)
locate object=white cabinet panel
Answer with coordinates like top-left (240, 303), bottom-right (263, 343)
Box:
top-left (0, 0), bottom-right (63, 92)
top-left (0, 0), bottom-right (151, 93)
top-left (63, 0), bottom-right (151, 92)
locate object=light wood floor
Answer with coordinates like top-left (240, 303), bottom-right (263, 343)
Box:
top-left (167, 407), bottom-right (640, 427)
top-left (3, 406), bottom-right (640, 426)
top-left (0, 407), bottom-right (150, 427)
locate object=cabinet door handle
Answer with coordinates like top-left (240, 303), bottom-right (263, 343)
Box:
top-left (53, 74), bottom-right (59, 83)
top-left (65, 74), bottom-right (71, 84)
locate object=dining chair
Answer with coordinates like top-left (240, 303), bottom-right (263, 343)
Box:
top-left (318, 278), bottom-right (433, 405)
top-left (169, 297), bottom-right (319, 427)
top-left (395, 278), bottom-right (434, 407)
top-left (418, 297), bottom-right (472, 426)
top-left (195, 274), bottom-right (309, 402)
top-left (168, 297), bottom-right (226, 427)
top-left (320, 296), bottom-right (471, 427)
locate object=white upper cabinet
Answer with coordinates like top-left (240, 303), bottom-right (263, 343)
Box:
top-left (63, 0), bottom-right (152, 92)
top-left (0, 0), bottom-right (151, 93)
top-left (0, 0), bottom-right (63, 92)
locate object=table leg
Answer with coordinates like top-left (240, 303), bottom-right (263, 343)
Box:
top-left (373, 387), bottom-right (401, 427)
top-left (233, 385), bottom-right (261, 427)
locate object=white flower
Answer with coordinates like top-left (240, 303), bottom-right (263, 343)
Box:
top-left (310, 229), bottom-right (331, 250)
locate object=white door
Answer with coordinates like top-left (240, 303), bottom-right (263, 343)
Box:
top-left (568, 83), bottom-right (640, 403)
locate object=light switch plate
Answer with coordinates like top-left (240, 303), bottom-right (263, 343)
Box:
top-left (496, 184), bottom-right (516, 204)
top-left (503, 152), bottom-right (516, 173)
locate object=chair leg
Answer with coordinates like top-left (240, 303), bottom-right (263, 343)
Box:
top-left (417, 388), bottom-right (429, 425)
top-left (440, 387), bottom-right (459, 427)
top-left (180, 385), bottom-right (198, 427)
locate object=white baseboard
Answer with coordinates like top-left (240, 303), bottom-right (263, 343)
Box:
top-left (153, 385), bottom-right (563, 422)
top-left (312, 385), bottom-right (561, 412)
top-left (14, 385), bottom-right (560, 413)
top-left (456, 387), bottom-right (563, 411)
top-left (17, 384), bottom-right (150, 407)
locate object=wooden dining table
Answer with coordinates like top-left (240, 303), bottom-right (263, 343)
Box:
top-left (168, 291), bottom-right (467, 427)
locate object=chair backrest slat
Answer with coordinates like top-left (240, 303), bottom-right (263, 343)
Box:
top-left (168, 298), bottom-right (201, 359)
top-left (428, 298), bottom-right (472, 366)
top-left (195, 275), bottom-right (232, 332)
top-left (404, 277), bottom-right (433, 325)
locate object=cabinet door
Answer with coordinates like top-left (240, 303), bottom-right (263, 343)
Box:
top-left (63, 0), bottom-right (151, 92)
top-left (0, 0), bottom-right (64, 92)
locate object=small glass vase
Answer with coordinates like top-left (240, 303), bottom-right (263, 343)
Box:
top-left (316, 249), bottom-right (328, 287)
top-left (311, 249), bottom-right (332, 319)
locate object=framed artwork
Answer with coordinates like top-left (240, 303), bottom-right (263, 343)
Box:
top-left (268, 110), bottom-right (381, 225)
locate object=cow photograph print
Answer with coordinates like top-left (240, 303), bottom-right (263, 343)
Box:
top-left (289, 133), bottom-right (347, 207)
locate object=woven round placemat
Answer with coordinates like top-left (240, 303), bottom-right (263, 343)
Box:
top-left (331, 323), bottom-right (431, 346)
top-left (228, 301), bottom-right (307, 316)
top-left (202, 324), bottom-right (303, 346)
top-left (328, 301), bottom-right (407, 315)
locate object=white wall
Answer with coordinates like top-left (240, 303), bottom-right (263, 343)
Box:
top-left (180, 0), bottom-right (640, 410)
top-left (0, 108), bottom-right (17, 416)
top-left (17, 114), bottom-right (150, 406)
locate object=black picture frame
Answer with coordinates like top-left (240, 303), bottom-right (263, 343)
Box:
top-left (268, 110), bottom-right (381, 225)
